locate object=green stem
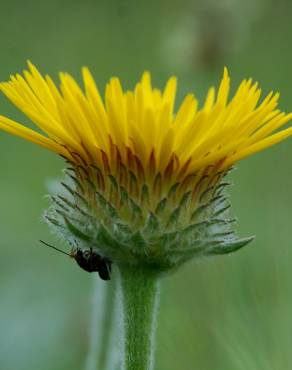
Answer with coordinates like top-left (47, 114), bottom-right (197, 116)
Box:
top-left (119, 265), bottom-right (160, 370)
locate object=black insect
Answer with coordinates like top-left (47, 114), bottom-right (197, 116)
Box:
top-left (40, 240), bottom-right (112, 281)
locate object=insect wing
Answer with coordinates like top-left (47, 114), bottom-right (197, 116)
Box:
top-left (98, 260), bottom-right (111, 280)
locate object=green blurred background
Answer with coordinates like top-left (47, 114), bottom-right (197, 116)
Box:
top-left (1, 0), bottom-right (292, 369)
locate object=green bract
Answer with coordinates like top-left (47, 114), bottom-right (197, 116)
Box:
top-left (45, 165), bottom-right (253, 273)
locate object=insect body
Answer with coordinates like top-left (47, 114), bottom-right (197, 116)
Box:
top-left (40, 240), bottom-right (112, 281)
top-left (72, 248), bottom-right (111, 280)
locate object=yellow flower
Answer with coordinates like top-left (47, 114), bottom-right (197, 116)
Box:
top-left (0, 62), bottom-right (291, 268)
top-left (1, 62), bottom-right (291, 181)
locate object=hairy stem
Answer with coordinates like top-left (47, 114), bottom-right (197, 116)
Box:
top-left (119, 265), bottom-right (160, 370)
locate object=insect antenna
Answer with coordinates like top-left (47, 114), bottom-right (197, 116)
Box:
top-left (40, 240), bottom-right (71, 256)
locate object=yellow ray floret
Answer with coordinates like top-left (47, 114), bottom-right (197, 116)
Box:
top-left (0, 62), bottom-right (291, 179)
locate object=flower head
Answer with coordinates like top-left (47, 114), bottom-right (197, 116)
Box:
top-left (1, 62), bottom-right (291, 271)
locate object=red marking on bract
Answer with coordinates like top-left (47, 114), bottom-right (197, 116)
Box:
top-left (163, 154), bottom-right (176, 183)
top-left (148, 149), bottom-right (156, 178)
top-left (133, 155), bottom-right (145, 183)
top-left (126, 146), bottom-right (135, 171)
top-left (176, 158), bottom-right (191, 181)
top-left (101, 150), bottom-right (111, 174)
top-left (153, 173), bottom-right (162, 198)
